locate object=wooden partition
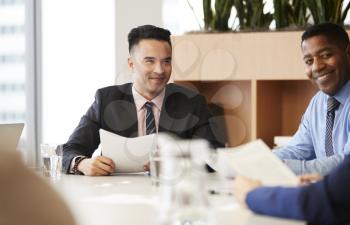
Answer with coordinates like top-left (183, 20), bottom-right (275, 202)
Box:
top-left (176, 81), bottom-right (252, 147)
top-left (172, 31), bottom-right (318, 148)
top-left (256, 80), bottom-right (317, 147)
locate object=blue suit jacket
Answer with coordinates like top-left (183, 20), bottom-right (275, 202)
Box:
top-left (247, 156), bottom-right (350, 225)
top-left (62, 83), bottom-right (222, 173)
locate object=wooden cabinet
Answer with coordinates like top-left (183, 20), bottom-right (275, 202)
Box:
top-left (172, 32), bottom-right (318, 147)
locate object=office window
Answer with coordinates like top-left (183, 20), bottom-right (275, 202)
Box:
top-left (41, 0), bottom-right (115, 144)
top-left (0, 0), bottom-right (25, 123)
top-left (0, 0), bottom-right (28, 155)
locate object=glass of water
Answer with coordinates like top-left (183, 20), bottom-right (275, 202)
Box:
top-left (149, 148), bottom-right (161, 186)
top-left (41, 144), bottom-right (63, 180)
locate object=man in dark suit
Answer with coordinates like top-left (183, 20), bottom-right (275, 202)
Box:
top-left (63, 25), bottom-right (222, 176)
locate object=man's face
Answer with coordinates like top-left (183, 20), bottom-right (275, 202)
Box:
top-left (302, 35), bottom-right (350, 96)
top-left (128, 39), bottom-right (172, 100)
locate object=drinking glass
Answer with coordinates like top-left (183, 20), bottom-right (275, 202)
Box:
top-left (149, 138), bottom-right (161, 186)
top-left (41, 144), bottom-right (63, 180)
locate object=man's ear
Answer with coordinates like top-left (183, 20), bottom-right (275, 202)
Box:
top-left (346, 44), bottom-right (350, 59)
top-left (127, 57), bottom-right (134, 70)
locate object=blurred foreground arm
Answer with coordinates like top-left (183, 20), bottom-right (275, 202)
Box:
top-left (0, 151), bottom-right (76, 225)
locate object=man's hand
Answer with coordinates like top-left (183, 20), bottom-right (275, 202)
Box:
top-left (143, 162), bottom-right (150, 172)
top-left (233, 176), bottom-right (262, 207)
top-left (77, 156), bottom-right (116, 176)
top-left (298, 173), bottom-right (322, 186)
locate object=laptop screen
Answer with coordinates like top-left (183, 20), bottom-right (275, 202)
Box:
top-left (0, 123), bottom-right (24, 151)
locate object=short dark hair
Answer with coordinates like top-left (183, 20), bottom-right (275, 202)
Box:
top-left (128, 25), bottom-right (172, 53)
top-left (301, 22), bottom-right (349, 48)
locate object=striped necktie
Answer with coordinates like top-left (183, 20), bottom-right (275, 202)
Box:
top-left (325, 97), bottom-right (340, 157)
top-left (144, 102), bottom-right (156, 135)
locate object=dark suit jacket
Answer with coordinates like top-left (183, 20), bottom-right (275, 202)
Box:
top-left (63, 83), bottom-right (222, 172)
top-left (246, 155), bottom-right (350, 225)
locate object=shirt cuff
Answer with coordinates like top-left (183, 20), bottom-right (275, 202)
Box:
top-left (69, 156), bottom-right (86, 174)
top-left (283, 159), bottom-right (302, 175)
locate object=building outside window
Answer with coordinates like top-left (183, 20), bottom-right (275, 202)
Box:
top-left (0, 0), bottom-right (28, 158)
top-left (0, 0), bottom-right (25, 124)
top-left (41, 0), bottom-right (115, 145)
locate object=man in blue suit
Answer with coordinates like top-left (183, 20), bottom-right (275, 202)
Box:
top-left (233, 155), bottom-right (350, 225)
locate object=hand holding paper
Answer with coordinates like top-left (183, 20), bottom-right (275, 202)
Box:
top-left (99, 129), bottom-right (157, 173)
top-left (233, 176), bottom-right (262, 206)
top-left (78, 156), bottom-right (115, 176)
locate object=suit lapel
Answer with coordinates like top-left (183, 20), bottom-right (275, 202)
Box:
top-left (103, 84), bottom-right (138, 137)
top-left (124, 84), bottom-right (138, 137)
top-left (159, 85), bottom-right (176, 132)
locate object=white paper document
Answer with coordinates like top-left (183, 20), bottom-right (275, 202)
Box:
top-left (217, 139), bottom-right (298, 186)
top-left (99, 129), bottom-right (157, 173)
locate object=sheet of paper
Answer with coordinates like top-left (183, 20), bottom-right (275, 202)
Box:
top-left (217, 139), bottom-right (298, 186)
top-left (99, 129), bottom-right (157, 173)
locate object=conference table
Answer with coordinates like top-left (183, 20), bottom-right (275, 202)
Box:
top-left (50, 174), bottom-right (305, 225)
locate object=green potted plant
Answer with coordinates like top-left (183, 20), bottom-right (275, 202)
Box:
top-left (201, 0), bottom-right (273, 31)
top-left (273, 0), bottom-right (309, 29)
top-left (305, 0), bottom-right (350, 24)
top-left (191, 0), bottom-right (350, 32)
top-left (234, 0), bottom-right (273, 30)
top-left (203, 0), bottom-right (235, 31)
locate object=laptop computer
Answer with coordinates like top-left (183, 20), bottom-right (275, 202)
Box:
top-left (0, 123), bottom-right (24, 151)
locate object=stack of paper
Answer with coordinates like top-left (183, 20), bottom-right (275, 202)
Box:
top-left (99, 129), bottom-right (157, 173)
top-left (216, 139), bottom-right (298, 186)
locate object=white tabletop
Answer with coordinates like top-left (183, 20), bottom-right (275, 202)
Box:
top-left (50, 174), bottom-right (305, 225)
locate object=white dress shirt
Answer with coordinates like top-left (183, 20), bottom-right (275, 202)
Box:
top-left (132, 85), bottom-right (165, 136)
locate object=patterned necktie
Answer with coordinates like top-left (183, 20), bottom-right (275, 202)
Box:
top-left (144, 102), bottom-right (156, 135)
top-left (325, 97), bottom-right (340, 157)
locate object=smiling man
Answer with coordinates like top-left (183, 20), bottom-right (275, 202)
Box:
top-left (62, 25), bottom-right (222, 176)
top-left (274, 23), bottom-right (350, 175)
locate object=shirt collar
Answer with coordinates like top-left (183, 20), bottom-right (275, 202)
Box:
top-left (332, 80), bottom-right (350, 105)
top-left (132, 85), bottom-right (165, 111)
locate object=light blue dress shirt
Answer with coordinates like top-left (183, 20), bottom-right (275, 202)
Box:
top-left (274, 81), bottom-right (350, 175)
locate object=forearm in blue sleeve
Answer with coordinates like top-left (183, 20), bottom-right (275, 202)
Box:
top-left (246, 183), bottom-right (338, 225)
top-left (246, 186), bottom-right (304, 220)
top-left (299, 181), bottom-right (338, 225)
top-left (247, 157), bottom-right (350, 225)
top-left (283, 154), bottom-right (345, 176)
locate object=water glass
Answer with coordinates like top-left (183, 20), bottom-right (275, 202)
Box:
top-left (157, 136), bottom-right (214, 225)
top-left (41, 144), bottom-right (63, 180)
top-left (149, 147), bottom-right (161, 186)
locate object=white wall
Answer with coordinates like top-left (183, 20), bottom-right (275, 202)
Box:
top-left (114, 0), bottom-right (163, 84)
top-left (41, 0), bottom-right (164, 145)
top-left (41, 0), bottom-right (116, 144)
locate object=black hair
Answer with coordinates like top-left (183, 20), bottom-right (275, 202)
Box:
top-left (301, 22), bottom-right (349, 48)
top-left (128, 25), bottom-right (171, 53)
